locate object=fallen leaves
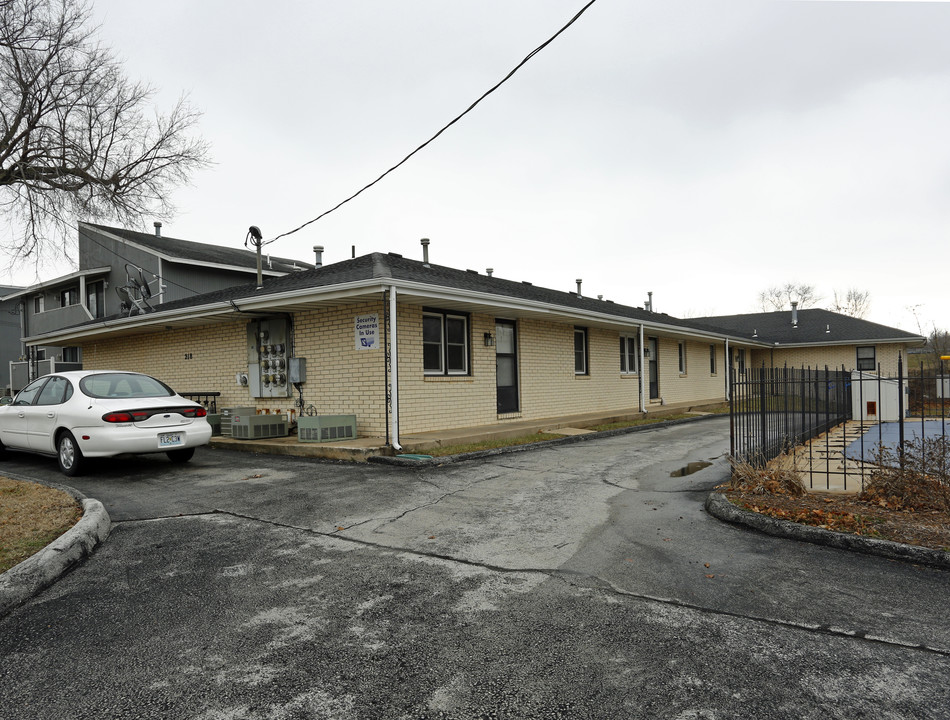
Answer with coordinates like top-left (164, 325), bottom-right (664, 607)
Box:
top-left (724, 489), bottom-right (950, 551)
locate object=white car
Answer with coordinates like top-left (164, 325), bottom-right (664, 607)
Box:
top-left (0, 370), bottom-right (212, 476)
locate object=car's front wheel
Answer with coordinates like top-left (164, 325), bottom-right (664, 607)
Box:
top-left (166, 447), bottom-right (195, 464)
top-left (57, 431), bottom-right (85, 476)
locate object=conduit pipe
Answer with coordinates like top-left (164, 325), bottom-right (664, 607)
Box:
top-left (389, 285), bottom-right (401, 451)
top-left (724, 338), bottom-right (730, 401)
top-left (639, 324), bottom-right (646, 413)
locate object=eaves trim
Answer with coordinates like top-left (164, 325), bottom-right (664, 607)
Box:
top-left (0, 266), bottom-right (113, 301)
top-left (387, 278), bottom-right (768, 345)
top-left (24, 279), bottom-right (392, 344)
top-left (764, 336), bottom-right (927, 349)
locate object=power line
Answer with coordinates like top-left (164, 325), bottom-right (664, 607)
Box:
top-left (268, 0), bottom-right (600, 245)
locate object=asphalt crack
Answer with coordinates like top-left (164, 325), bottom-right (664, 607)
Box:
top-left (145, 508), bottom-right (950, 660)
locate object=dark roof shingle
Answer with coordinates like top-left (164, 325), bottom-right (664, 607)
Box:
top-left (83, 223), bottom-right (314, 274)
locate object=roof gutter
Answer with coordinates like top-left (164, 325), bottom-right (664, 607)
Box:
top-left (387, 278), bottom-right (762, 345)
top-left (25, 275), bottom-right (775, 348)
top-left (24, 278), bottom-right (395, 345)
top-left (767, 336), bottom-right (927, 349)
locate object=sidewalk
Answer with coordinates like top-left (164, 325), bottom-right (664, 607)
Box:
top-left (208, 401), bottom-right (724, 462)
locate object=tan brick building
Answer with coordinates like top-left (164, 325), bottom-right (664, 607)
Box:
top-left (27, 251), bottom-right (924, 446)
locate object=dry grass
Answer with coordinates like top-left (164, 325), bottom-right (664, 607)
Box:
top-left (729, 453), bottom-right (806, 497)
top-left (0, 477), bottom-right (82, 573)
top-left (724, 449), bottom-right (950, 552)
top-left (426, 433), bottom-right (563, 457)
top-left (860, 437), bottom-right (950, 512)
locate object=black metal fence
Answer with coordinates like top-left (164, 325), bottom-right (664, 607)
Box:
top-left (730, 358), bottom-right (950, 492)
top-left (730, 365), bottom-right (851, 467)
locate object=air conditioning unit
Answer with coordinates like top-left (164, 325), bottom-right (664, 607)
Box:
top-left (219, 407), bottom-right (257, 437)
top-left (297, 415), bottom-right (357, 443)
top-left (231, 413), bottom-right (288, 440)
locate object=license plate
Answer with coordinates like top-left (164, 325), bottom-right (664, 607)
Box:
top-left (159, 432), bottom-right (183, 448)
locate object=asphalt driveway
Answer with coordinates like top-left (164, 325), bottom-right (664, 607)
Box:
top-left (1, 417), bottom-right (948, 719)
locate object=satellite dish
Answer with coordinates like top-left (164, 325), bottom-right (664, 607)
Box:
top-left (137, 267), bottom-right (152, 300)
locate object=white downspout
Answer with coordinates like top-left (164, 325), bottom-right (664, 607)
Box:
top-left (389, 285), bottom-right (401, 451)
top-left (724, 338), bottom-right (730, 401)
top-left (639, 324), bottom-right (646, 413)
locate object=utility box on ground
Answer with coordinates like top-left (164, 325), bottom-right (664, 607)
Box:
top-left (231, 412), bottom-right (289, 440)
top-left (297, 415), bottom-right (357, 443)
top-left (219, 407), bottom-right (257, 437)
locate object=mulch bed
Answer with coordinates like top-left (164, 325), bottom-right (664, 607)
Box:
top-left (722, 489), bottom-right (950, 552)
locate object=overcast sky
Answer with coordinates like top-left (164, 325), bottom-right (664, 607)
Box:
top-left (2, 0), bottom-right (947, 334)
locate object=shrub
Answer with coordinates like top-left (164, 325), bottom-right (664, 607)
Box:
top-left (860, 436), bottom-right (950, 512)
top-left (729, 453), bottom-right (806, 497)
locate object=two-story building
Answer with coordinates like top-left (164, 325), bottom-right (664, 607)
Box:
top-left (3, 222), bottom-right (314, 392)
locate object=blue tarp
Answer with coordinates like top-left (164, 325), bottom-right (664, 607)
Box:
top-left (846, 420), bottom-right (948, 463)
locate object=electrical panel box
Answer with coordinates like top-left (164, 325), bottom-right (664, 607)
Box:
top-left (247, 318), bottom-right (292, 398)
top-left (297, 415), bottom-right (357, 443)
top-left (288, 357), bottom-right (307, 384)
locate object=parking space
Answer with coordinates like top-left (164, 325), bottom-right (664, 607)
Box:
top-left (1, 416), bottom-right (948, 719)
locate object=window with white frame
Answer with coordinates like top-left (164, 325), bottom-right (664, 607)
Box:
top-left (574, 327), bottom-right (589, 375)
top-left (33, 295), bottom-right (44, 313)
top-left (710, 345), bottom-right (717, 375)
top-left (620, 335), bottom-right (638, 374)
top-left (678, 342), bottom-right (687, 374)
top-left (423, 310), bottom-right (469, 375)
top-left (856, 346), bottom-right (876, 372)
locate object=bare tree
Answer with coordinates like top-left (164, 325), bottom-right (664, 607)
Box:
top-left (0, 0), bottom-right (209, 265)
top-left (830, 288), bottom-right (871, 318)
top-left (929, 327), bottom-right (950, 370)
top-left (757, 282), bottom-right (821, 312)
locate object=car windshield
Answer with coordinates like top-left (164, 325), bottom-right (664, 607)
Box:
top-left (79, 373), bottom-right (176, 399)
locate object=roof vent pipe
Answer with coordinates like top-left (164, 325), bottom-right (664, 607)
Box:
top-left (420, 238), bottom-right (430, 267)
top-left (791, 301), bottom-right (799, 327)
top-left (576, 279), bottom-right (582, 297)
top-left (313, 246), bottom-right (324, 268)
top-left (154, 221), bottom-right (162, 237)
top-left (646, 291), bottom-right (653, 312)
top-left (486, 268), bottom-right (493, 277)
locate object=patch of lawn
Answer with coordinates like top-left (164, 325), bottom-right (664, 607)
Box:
top-left (589, 413), bottom-right (697, 432)
top-left (424, 408), bottom-right (726, 457)
top-left (426, 433), bottom-right (563, 457)
top-left (0, 477), bottom-right (82, 573)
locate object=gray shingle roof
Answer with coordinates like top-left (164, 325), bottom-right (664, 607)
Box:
top-left (83, 223), bottom-right (315, 274)
top-left (690, 309), bottom-right (923, 344)
top-left (52, 250), bottom-right (924, 346)
top-left (137, 251), bottom-right (715, 332)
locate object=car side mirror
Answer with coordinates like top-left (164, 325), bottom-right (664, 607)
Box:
top-left (0, 396), bottom-right (12, 406)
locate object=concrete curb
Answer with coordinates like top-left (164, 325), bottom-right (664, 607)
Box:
top-left (0, 485), bottom-right (111, 618)
top-left (370, 413), bottom-right (725, 468)
top-left (705, 491), bottom-right (950, 570)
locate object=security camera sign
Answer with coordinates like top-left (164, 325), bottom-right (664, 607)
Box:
top-left (355, 313), bottom-right (380, 350)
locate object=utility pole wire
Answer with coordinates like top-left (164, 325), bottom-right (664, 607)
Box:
top-left (269, 0), bottom-right (599, 245)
